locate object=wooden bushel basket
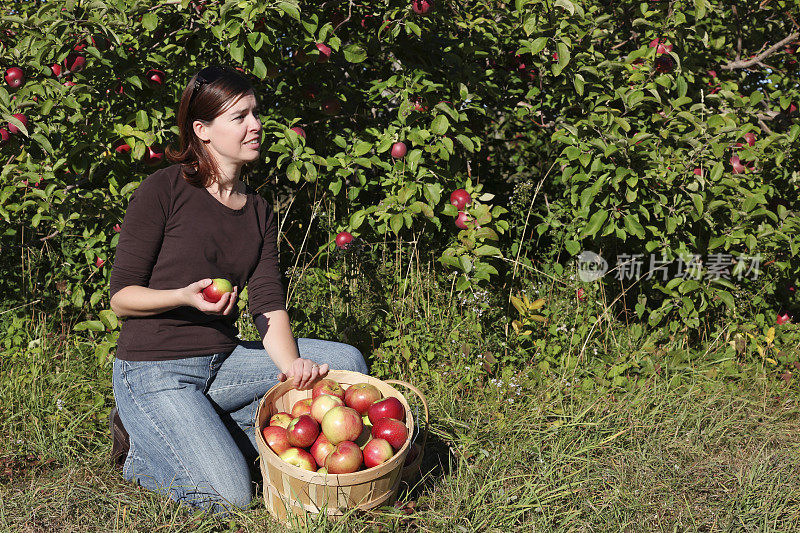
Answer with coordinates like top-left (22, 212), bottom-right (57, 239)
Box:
top-left (254, 370), bottom-right (428, 523)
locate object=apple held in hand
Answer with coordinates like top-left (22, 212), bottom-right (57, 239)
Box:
top-left (279, 447), bottom-right (317, 471)
top-left (269, 412), bottom-right (293, 428)
top-left (262, 425), bottom-right (291, 456)
top-left (363, 438), bottom-right (394, 468)
top-left (291, 398), bottom-right (313, 418)
top-left (287, 414), bottom-right (320, 448)
top-left (309, 432), bottom-right (336, 467)
top-left (371, 418), bottom-right (408, 451)
top-left (202, 278), bottom-right (233, 303)
top-left (367, 396), bottom-right (405, 424)
top-left (324, 441), bottom-right (363, 474)
top-left (345, 383), bottom-right (382, 415)
top-left (312, 378), bottom-right (345, 401)
top-left (321, 406), bottom-right (363, 444)
top-left (311, 393), bottom-right (344, 424)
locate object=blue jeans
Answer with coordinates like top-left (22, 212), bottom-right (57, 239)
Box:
top-left (112, 338), bottom-right (368, 514)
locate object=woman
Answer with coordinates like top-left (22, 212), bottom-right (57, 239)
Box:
top-left (108, 65), bottom-right (368, 513)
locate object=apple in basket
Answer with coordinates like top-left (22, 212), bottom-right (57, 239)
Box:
top-left (287, 414), bottom-right (320, 448)
top-left (311, 394), bottom-right (344, 423)
top-left (324, 441), bottom-right (363, 474)
top-left (310, 432), bottom-right (336, 467)
top-left (371, 418), bottom-right (408, 451)
top-left (269, 412), bottom-right (293, 428)
top-left (262, 426), bottom-right (291, 456)
top-left (344, 383), bottom-right (382, 415)
top-left (291, 398), bottom-right (313, 418)
top-left (312, 378), bottom-right (345, 400)
top-left (321, 406), bottom-right (363, 444)
top-left (363, 438), bottom-right (394, 468)
top-left (367, 397), bottom-right (405, 424)
top-left (279, 447), bottom-right (316, 471)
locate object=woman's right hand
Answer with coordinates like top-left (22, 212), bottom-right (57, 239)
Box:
top-left (181, 279), bottom-right (238, 316)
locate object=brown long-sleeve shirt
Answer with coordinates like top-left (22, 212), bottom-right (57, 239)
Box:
top-left (109, 164), bottom-right (286, 361)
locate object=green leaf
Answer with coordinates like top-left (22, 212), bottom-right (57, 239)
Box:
top-left (455, 134), bottom-right (474, 152)
top-left (99, 310), bottom-right (118, 330)
top-left (431, 115), bottom-right (450, 135)
top-left (523, 16), bottom-right (536, 37)
top-left (581, 210), bottom-right (608, 238)
top-left (565, 240), bottom-right (581, 256)
top-left (353, 141), bottom-right (372, 157)
top-left (230, 44), bottom-right (244, 64)
top-left (277, 1), bottom-right (300, 20)
top-left (343, 44), bottom-right (367, 63)
top-left (530, 37), bottom-right (548, 55)
top-left (554, 0), bottom-right (575, 16)
top-left (252, 56), bottom-right (268, 79)
top-left (716, 289), bottom-right (734, 310)
top-left (350, 210), bottom-right (366, 229)
top-left (390, 214), bottom-right (403, 234)
top-left (459, 255), bottom-right (473, 273)
top-left (74, 320), bottom-right (104, 332)
top-left (573, 73), bottom-right (584, 96)
top-left (475, 245), bottom-right (502, 257)
top-left (142, 13), bottom-right (157, 31)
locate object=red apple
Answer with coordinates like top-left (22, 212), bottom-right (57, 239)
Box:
top-left (0, 128), bottom-right (9, 146)
top-left (363, 438), bottom-right (394, 468)
top-left (577, 288), bottom-right (587, 302)
top-left (335, 231), bottom-right (353, 250)
top-left (315, 42), bottom-right (332, 62)
top-left (269, 412), bottom-right (293, 428)
top-left (449, 189), bottom-right (471, 209)
top-left (64, 52), bottom-right (86, 72)
top-left (201, 278), bottom-right (233, 303)
top-left (311, 394), bottom-right (344, 424)
top-left (8, 113), bottom-right (28, 135)
top-left (321, 98), bottom-right (341, 115)
top-left (262, 425), bottom-right (291, 456)
top-left (744, 132), bottom-right (756, 146)
top-left (291, 398), bottom-right (313, 418)
top-left (279, 447), bottom-right (317, 471)
top-left (95, 257), bottom-right (105, 268)
top-left (312, 378), bottom-right (345, 401)
top-left (146, 68), bottom-right (165, 86)
top-left (411, 0), bottom-right (433, 15)
top-left (287, 414), bottom-right (320, 448)
top-left (344, 383), bottom-right (382, 415)
top-left (367, 397), bottom-right (405, 424)
top-left (693, 168), bottom-right (703, 176)
top-left (648, 38), bottom-right (673, 55)
top-left (777, 312), bottom-right (792, 325)
top-left (143, 145), bottom-right (164, 166)
top-left (391, 142), bottom-right (407, 159)
top-left (113, 139), bottom-right (131, 154)
top-left (730, 155), bottom-right (746, 174)
top-left (290, 126), bottom-right (306, 138)
top-left (371, 418), bottom-right (408, 451)
top-left (4, 67), bottom-right (24, 88)
top-left (321, 406), bottom-right (363, 444)
top-left (309, 432), bottom-right (336, 467)
top-left (455, 211), bottom-right (474, 229)
top-left (324, 441), bottom-right (363, 474)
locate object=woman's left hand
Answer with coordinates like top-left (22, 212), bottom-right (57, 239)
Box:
top-left (278, 358), bottom-right (330, 390)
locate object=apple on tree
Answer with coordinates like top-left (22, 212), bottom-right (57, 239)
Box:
top-left (0, 128), bottom-right (9, 146)
top-left (315, 42), bottom-right (332, 62)
top-left (411, 0), bottom-right (433, 15)
top-left (391, 142), bottom-right (407, 159)
top-left (201, 278), bottom-right (233, 303)
top-left (455, 211), bottom-right (474, 230)
top-left (143, 145), bottom-right (164, 166)
top-left (290, 126), bottom-right (306, 139)
top-left (146, 68), bottom-right (166, 86)
top-left (777, 312), bottom-right (792, 325)
top-left (4, 67), bottom-right (24, 88)
top-left (449, 189), bottom-right (471, 210)
top-left (335, 231), bottom-right (353, 250)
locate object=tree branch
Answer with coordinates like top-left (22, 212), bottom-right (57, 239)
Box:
top-left (721, 31), bottom-right (799, 70)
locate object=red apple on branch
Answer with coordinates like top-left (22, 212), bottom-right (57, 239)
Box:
top-left (411, 0), bottom-right (433, 15)
top-left (143, 145), bottom-right (164, 166)
top-left (290, 126), bottom-right (306, 139)
top-left (744, 132), bottom-right (756, 146)
top-left (371, 418), bottom-right (408, 451)
top-left (730, 155), bottom-right (746, 174)
top-left (8, 113), bottom-right (28, 135)
top-left (279, 447), bottom-right (317, 471)
top-left (391, 142), bottom-right (407, 158)
top-left (449, 189), bottom-right (471, 209)
top-left (335, 231), bottom-right (353, 249)
top-left (344, 383), bottom-right (382, 415)
top-left (146, 68), bottom-right (165, 86)
top-left (324, 441), bottom-right (363, 474)
top-left (653, 55), bottom-right (675, 73)
top-left (777, 312), bottom-right (792, 325)
top-left (321, 406), bottom-right (363, 444)
top-left (315, 42), bottom-right (332, 62)
top-left (262, 425), bottom-right (291, 456)
top-left (64, 52), bottom-right (86, 73)
top-left (363, 438), bottom-right (394, 468)
top-left (0, 128), bottom-right (9, 146)
top-left (287, 414), bottom-right (320, 448)
top-left (201, 278), bottom-right (232, 303)
top-left (4, 67), bottom-right (24, 88)
top-left (367, 396), bottom-right (405, 424)
top-left (455, 211), bottom-right (474, 229)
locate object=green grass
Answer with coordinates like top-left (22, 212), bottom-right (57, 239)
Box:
top-left (2, 316), bottom-right (800, 532)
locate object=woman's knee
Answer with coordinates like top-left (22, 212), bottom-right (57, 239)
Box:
top-left (341, 344), bottom-right (369, 374)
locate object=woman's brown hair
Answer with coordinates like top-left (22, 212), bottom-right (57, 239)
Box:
top-left (166, 65), bottom-right (255, 188)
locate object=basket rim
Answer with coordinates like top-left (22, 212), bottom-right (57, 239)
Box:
top-left (255, 370), bottom-right (414, 484)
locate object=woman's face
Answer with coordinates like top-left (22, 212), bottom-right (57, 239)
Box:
top-left (194, 91), bottom-right (262, 171)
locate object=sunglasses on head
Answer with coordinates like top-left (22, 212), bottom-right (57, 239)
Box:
top-left (188, 66), bottom-right (227, 108)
